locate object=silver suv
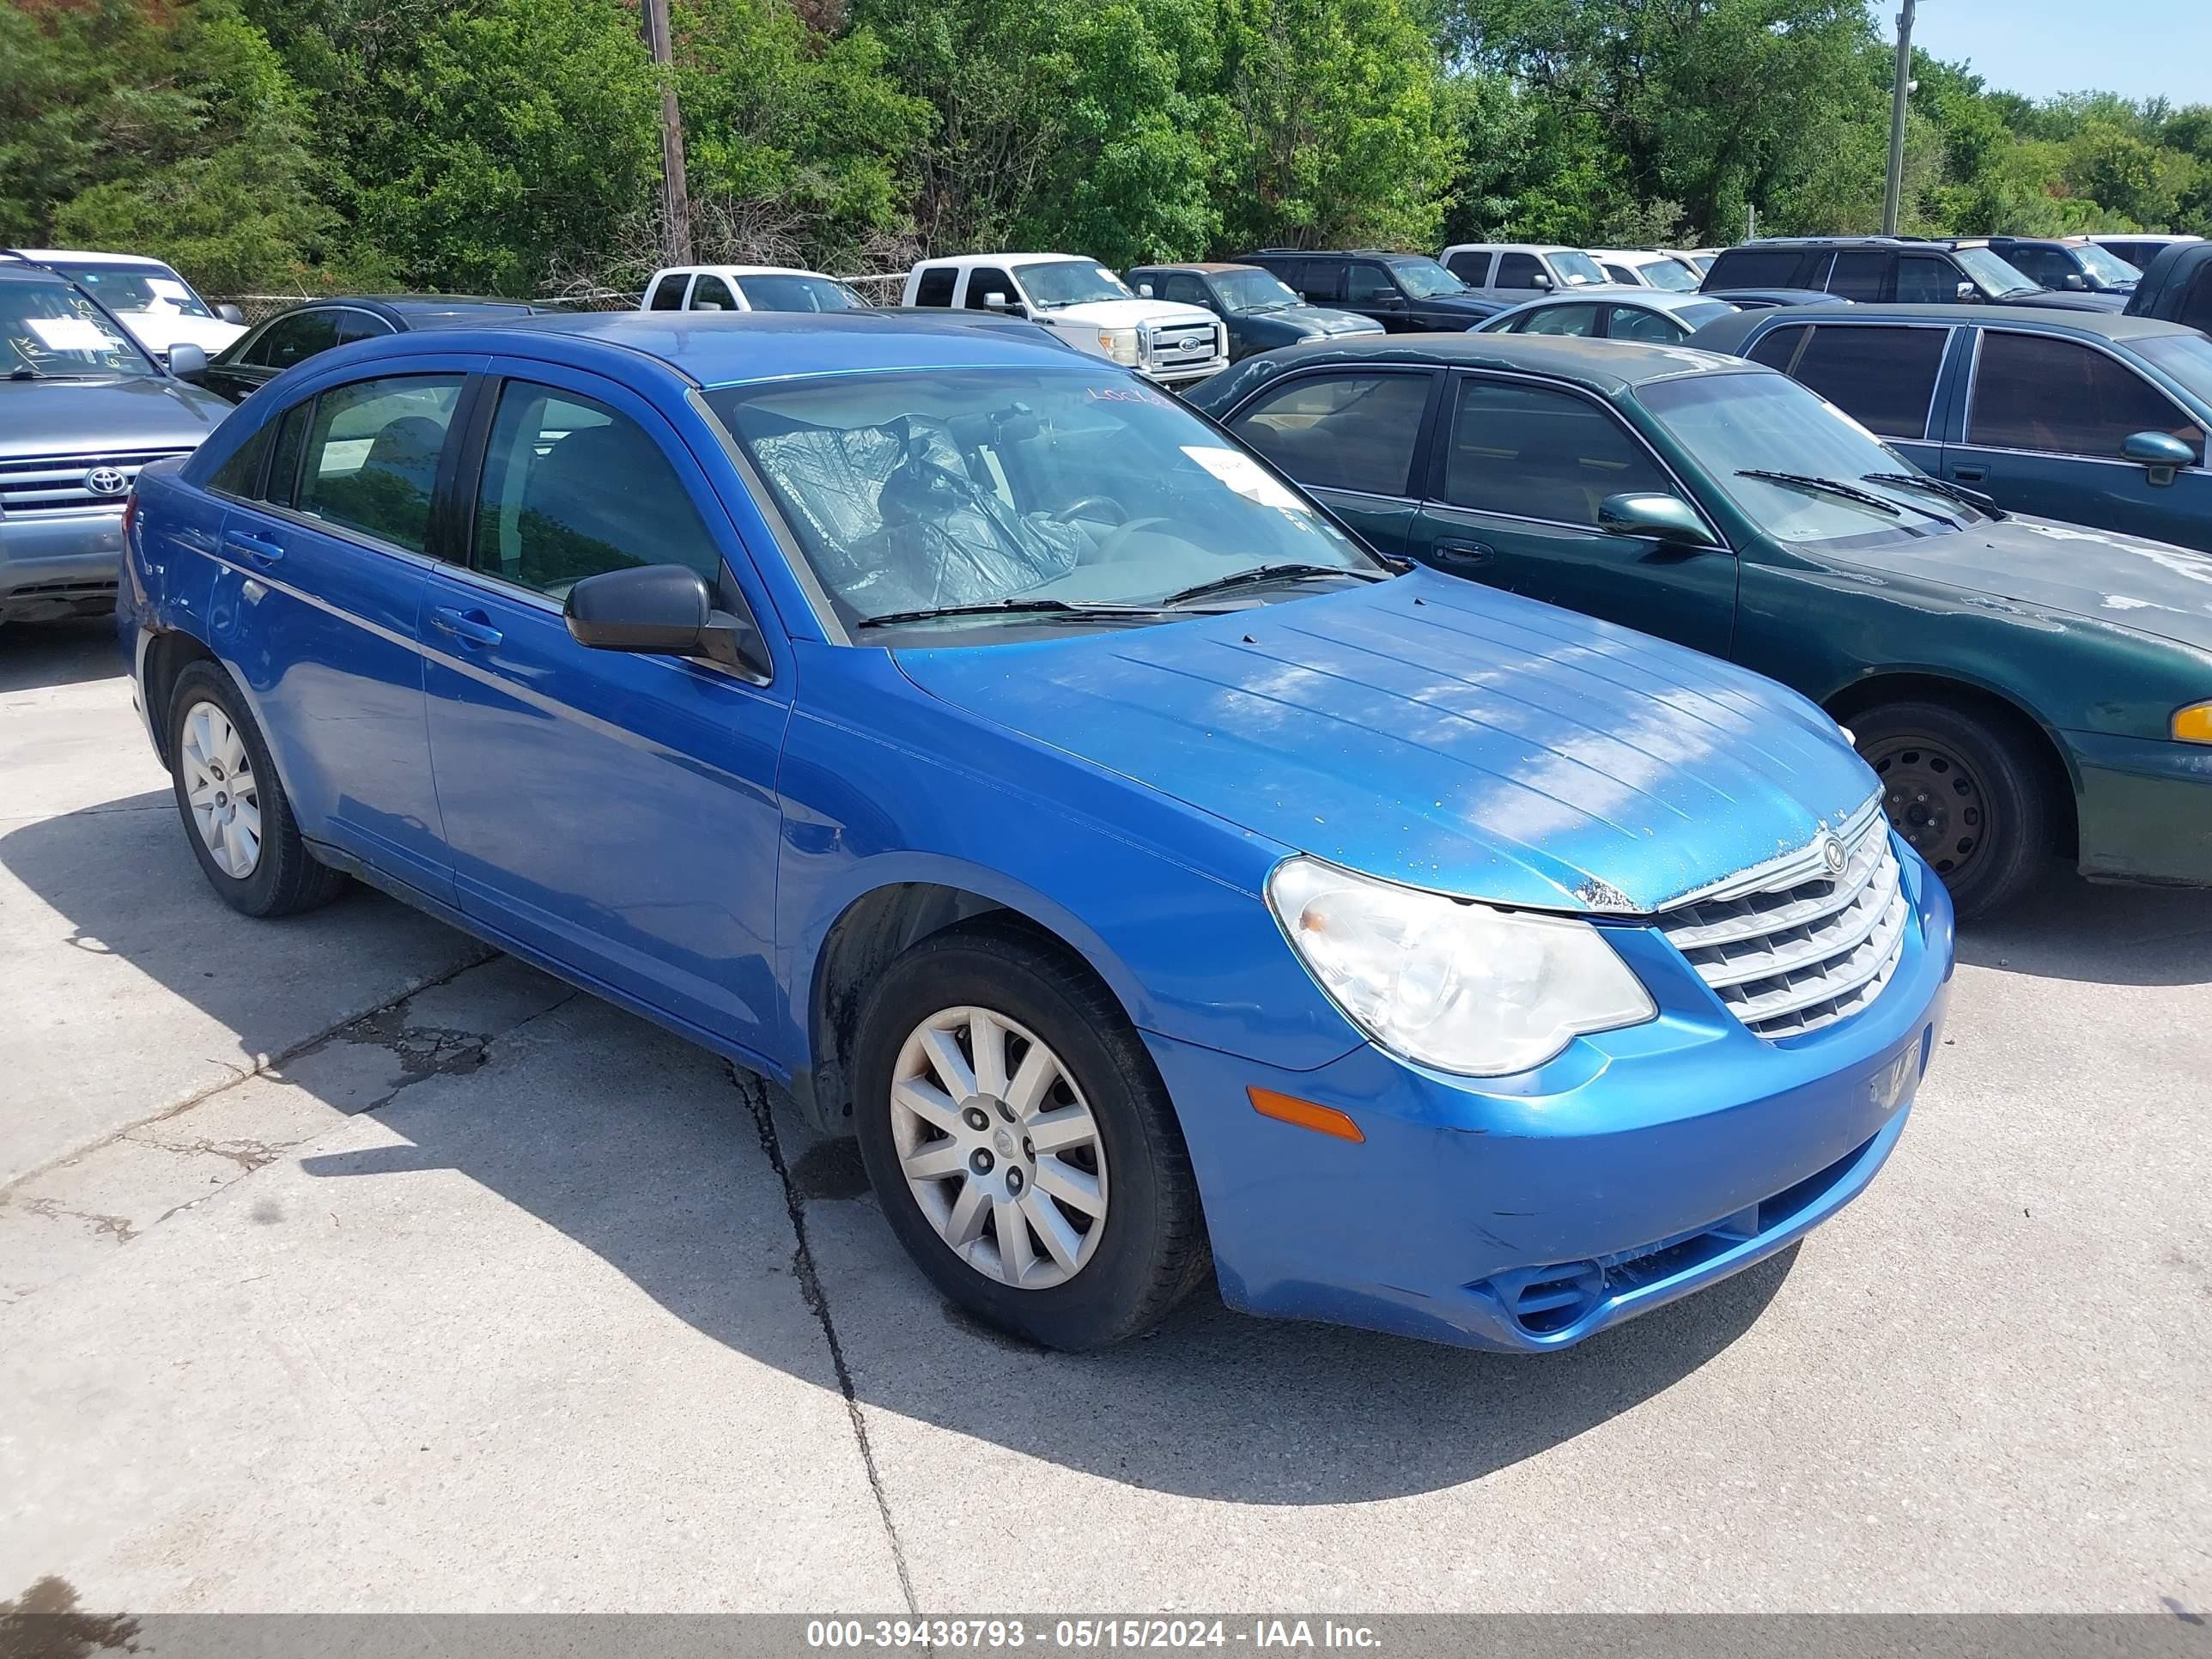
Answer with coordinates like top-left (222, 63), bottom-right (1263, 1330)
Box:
top-left (1, 262), bottom-right (232, 625)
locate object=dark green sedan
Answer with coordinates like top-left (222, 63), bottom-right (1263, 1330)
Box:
top-left (1188, 335), bottom-right (2212, 917)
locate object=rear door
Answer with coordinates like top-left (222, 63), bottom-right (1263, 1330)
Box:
top-left (1220, 367), bottom-right (1438, 557)
top-left (205, 361), bottom-right (472, 898)
top-left (418, 359), bottom-right (792, 1054)
top-left (1946, 327), bottom-right (2210, 548)
top-left (1404, 370), bottom-right (1738, 655)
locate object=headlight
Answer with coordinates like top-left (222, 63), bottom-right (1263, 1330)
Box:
top-left (2174, 701), bottom-right (2212, 744)
top-left (1097, 327), bottom-right (1140, 366)
top-left (1267, 857), bottom-right (1656, 1076)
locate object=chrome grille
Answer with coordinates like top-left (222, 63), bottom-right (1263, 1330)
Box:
top-left (1142, 319), bottom-right (1224, 367)
top-left (0, 449), bottom-right (188, 517)
top-left (1656, 800), bottom-right (1908, 1039)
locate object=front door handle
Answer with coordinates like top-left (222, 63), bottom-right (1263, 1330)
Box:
top-left (1948, 464), bottom-right (1988, 483)
top-left (222, 529), bottom-right (283, 565)
top-left (428, 606), bottom-right (503, 649)
top-left (1432, 539), bottom-right (1495, 568)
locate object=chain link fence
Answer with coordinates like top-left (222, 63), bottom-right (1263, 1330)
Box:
top-left (216, 272), bottom-right (908, 325)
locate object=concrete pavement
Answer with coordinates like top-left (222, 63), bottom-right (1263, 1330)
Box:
top-left (2, 621), bottom-right (2207, 1613)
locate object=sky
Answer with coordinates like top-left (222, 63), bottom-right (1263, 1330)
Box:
top-left (1891, 0), bottom-right (2212, 105)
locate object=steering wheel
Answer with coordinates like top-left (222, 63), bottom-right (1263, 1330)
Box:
top-left (1096, 515), bottom-right (1179, 562)
top-left (1054, 495), bottom-right (1128, 526)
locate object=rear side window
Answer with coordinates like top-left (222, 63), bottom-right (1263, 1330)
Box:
top-left (1299, 260), bottom-right (1346, 303)
top-left (2181, 269), bottom-right (2212, 334)
top-left (1607, 305), bottom-right (1681, 343)
top-left (295, 374), bottom-right (463, 553)
top-left (1708, 248), bottom-right (1808, 289)
top-left (1443, 251), bottom-right (1489, 283)
top-left (1228, 371), bottom-right (1431, 497)
top-left (1522, 305), bottom-right (1597, 337)
top-left (472, 381), bottom-right (723, 597)
top-left (332, 309), bottom-right (396, 346)
top-left (1826, 251), bottom-right (1888, 301)
top-left (1495, 253), bottom-right (1547, 289)
top-left (1969, 332), bottom-right (2205, 462)
top-left (1790, 325), bottom-right (1948, 440)
top-left (647, 273), bottom-right (688, 311)
top-left (1895, 256), bottom-right (1960, 303)
top-left (964, 267), bottom-right (1018, 311)
top-left (1444, 379), bottom-right (1668, 526)
top-left (247, 309), bottom-right (339, 370)
top-left (690, 274), bottom-right (738, 311)
top-left (1601, 263), bottom-right (1638, 286)
top-left (911, 267), bottom-right (957, 307)
top-left (1747, 325), bottom-right (1808, 371)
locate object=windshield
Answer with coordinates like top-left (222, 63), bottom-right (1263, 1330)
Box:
top-left (2074, 243), bottom-right (2142, 289)
top-left (46, 260), bottom-right (215, 319)
top-left (1637, 371), bottom-right (1960, 544)
top-left (1552, 251), bottom-right (1607, 287)
top-left (1021, 261), bottom-right (1130, 308)
top-left (1389, 257), bottom-right (1468, 298)
top-left (1212, 269), bottom-right (1303, 313)
top-left (1638, 258), bottom-right (1699, 292)
top-left (1953, 246), bottom-right (2039, 298)
top-left (733, 274), bottom-right (868, 313)
top-left (707, 368), bottom-right (1380, 632)
top-left (2, 278), bottom-right (157, 377)
top-left (2136, 332), bottom-right (2212, 405)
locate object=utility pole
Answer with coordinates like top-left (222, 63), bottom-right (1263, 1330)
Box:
top-left (1881, 0), bottom-right (1917, 236)
top-left (641, 0), bottom-right (691, 264)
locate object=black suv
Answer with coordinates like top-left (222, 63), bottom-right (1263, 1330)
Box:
top-left (1699, 237), bottom-right (2127, 313)
top-left (1239, 250), bottom-right (1504, 330)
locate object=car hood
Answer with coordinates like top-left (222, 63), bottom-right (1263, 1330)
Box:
top-left (891, 571), bottom-right (1876, 915)
top-left (0, 374), bottom-right (233, 453)
top-left (1048, 299), bottom-right (1218, 330)
top-left (1270, 305), bottom-right (1385, 336)
top-left (1829, 515), bottom-right (2212, 652)
top-left (112, 312), bottom-right (249, 352)
top-left (1412, 294), bottom-right (1502, 316)
top-left (1996, 289), bottom-right (2129, 313)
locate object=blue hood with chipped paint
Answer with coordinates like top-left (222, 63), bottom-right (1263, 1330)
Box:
top-left (893, 570), bottom-right (1879, 914)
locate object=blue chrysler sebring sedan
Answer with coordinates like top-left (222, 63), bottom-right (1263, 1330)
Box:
top-left (120, 313), bottom-right (1954, 1352)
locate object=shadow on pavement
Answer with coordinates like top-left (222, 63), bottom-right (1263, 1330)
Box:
top-left (0, 619), bottom-right (123, 694)
top-left (1955, 860), bottom-right (2212, 986)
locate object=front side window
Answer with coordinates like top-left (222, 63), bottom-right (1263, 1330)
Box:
top-left (735, 274), bottom-right (866, 313)
top-left (295, 374), bottom-right (462, 553)
top-left (1601, 263), bottom-right (1638, 286)
top-left (708, 368), bottom-right (1377, 629)
top-left (1607, 305), bottom-right (1683, 343)
top-left (964, 266), bottom-right (1019, 312)
top-left (248, 309), bottom-right (340, 370)
top-left (47, 260), bottom-right (215, 319)
top-left (647, 273), bottom-right (689, 311)
top-left (1230, 372), bottom-right (1431, 497)
top-left (1495, 253), bottom-right (1546, 289)
top-left (2000, 246), bottom-right (2073, 288)
top-left (473, 382), bottom-right (723, 597)
top-left (690, 275), bottom-right (738, 311)
top-left (1894, 256), bottom-right (1960, 304)
top-left (1969, 332), bottom-right (2204, 463)
top-left (1346, 264), bottom-right (1400, 304)
top-left (0, 276), bottom-right (155, 377)
top-left (1445, 379), bottom-right (1668, 525)
top-left (1016, 261), bottom-right (1127, 309)
top-left (1827, 251), bottom-right (1888, 301)
top-left (1790, 325), bottom-right (1948, 440)
top-left (1160, 272), bottom-right (1211, 308)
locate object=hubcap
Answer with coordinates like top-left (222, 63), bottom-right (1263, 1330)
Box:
top-left (179, 700), bottom-right (263, 879)
top-left (1863, 732), bottom-right (1986, 878)
top-left (889, 1006), bottom-right (1109, 1291)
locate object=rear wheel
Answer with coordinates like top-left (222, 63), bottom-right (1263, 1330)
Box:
top-left (167, 661), bottom-right (347, 917)
top-left (851, 925), bottom-right (1209, 1351)
top-left (1855, 698), bottom-right (2047, 921)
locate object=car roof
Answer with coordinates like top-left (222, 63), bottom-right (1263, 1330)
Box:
top-left (267, 295), bottom-right (545, 324)
top-left (12, 247), bottom-right (185, 269)
top-left (1191, 331), bottom-right (1747, 405)
top-left (657, 264), bottom-right (836, 280)
top-left (329, 309), bottom-right (1097, 388)
top-left (1128, 262), bottom-right (1255, 275)
top-left (915, 253), bottom-right (1100, 270)
top-left (1714, 301), bottom-right (2194, 339)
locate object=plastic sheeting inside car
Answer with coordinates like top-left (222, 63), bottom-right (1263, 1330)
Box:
top-left (750, 416), bottom-right (1085, 616)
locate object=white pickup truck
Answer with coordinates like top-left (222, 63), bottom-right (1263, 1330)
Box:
top-left (902, 253), bottom-right (1227, 387)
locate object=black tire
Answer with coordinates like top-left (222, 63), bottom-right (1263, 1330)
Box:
top-left (851, 923), bottom-right (1211, 1351)
top-left (1854, 698), bottom-right (2048, 921)
top-left (167, 660), bottom-right (348, 918)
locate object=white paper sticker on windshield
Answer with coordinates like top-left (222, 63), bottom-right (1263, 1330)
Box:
top-left (25, 316), bottom-right (111, 352)
top-left (1182, 446), bottom-right (1310, 514)
top-left (148, 276), bottom-right (192, 300)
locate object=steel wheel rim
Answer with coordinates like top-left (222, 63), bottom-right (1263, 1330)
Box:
top-left (1864, 731), bottom-right (1987, 879)
top-left (179, 700), bottom-right (263, 880)
top-left (890, 1005), bottom-right (1109, 1291)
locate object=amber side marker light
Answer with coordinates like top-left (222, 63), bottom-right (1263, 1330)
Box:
top-left (2175, 702), bottom-right (2212, 744)
top-left (1248, 1087), bottom-right (1365, 1143)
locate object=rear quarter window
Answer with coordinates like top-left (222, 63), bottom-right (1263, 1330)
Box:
top-left (1708, 248), bottom-right (1810, 289)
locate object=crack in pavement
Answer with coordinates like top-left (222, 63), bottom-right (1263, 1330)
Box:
top-left (732, 1062), bottom-right (924, 1621)
top-left (13, 1195), bottom-right (137, 1243)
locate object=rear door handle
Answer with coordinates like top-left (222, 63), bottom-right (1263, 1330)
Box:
top-left (222, 529), bottom-right (283, 565)
top-left (1432, 540), bottom-right (1495, 567)
top-left (428, 606), bottom-right (503, 649)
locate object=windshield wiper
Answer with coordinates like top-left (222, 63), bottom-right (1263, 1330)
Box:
top-left (1162, 563), bottom-right (1387, 607)
top-left (854, 598), bottom-right (1170, 629)
top-left (1861, 471), bottom-right (1994, 520)
top-left (1735, 469), bottom-right (1901, 518)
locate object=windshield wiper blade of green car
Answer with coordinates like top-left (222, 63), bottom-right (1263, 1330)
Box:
top-left (1861, 471), bottom-right (1991, 521)
top-left (854, 598), bottom-right (1175, 629)
top-left (1162, 563), bottom-right (1388, 607)
top-left (1735, 470), bottom-right (1902, 518)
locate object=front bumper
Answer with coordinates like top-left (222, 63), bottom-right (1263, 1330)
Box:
top-left (0, 509), bottom-right (124, 621)
top-left (2066, 729), bottom-right (2212, 887)
top-left (1147, 838), bottom-right (1956, 1352)
top-left (1143, 356), bottom-right (1231, 388)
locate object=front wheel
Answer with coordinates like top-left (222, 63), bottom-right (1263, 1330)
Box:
top-left (1855, 699), bottom-right (2048, 921)
top-left (850, 925), bottom-right (1209, 1351)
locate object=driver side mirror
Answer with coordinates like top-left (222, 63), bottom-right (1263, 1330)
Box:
top-left (1956, 282), bottom-right (1980, 302)
top-left (1531, 273), bottom-right (1553, 290)
top-left (166, 343), bottom-right (207, 381)
top-left (564, 564), bottom-right (770, 679)
top-left (2123, 429), bottom-right (2194, 486)
top-left (1136, 282), bottom-right (1155, 298)
top-left (2060, 272), bottom-right (2088, 291)
top-left (216, 303), bottom-right (245, 325)
top-left (1598, 492), bottom-right (1720, 547)
top-left (981, 290), bottom-right (1020, 313)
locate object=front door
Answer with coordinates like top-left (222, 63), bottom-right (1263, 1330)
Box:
top-left (419, 362), bottom-right (792, 1057)
top-left (1405, 371), bottom-right (1739, 656)
top-left (1218, 367), bottom-right (1438, 559)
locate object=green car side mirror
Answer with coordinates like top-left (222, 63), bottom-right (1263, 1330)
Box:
top-left (2123, 430), bottom-right (2194, 487)
top-left (1598, 492), bottom-right (1719, 547)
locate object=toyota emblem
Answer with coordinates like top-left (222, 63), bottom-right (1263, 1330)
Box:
top-left (83, 465), bottom-right (128, 496)
top-left (1819, 834), bottom-right (1848, 876)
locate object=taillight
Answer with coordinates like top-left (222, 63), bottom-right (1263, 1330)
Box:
top-left (121, 488), bottom-right (138, 542)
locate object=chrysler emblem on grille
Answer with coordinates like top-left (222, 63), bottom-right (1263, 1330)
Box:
top-left (83, 465), bottom-right (128, 496)
top-left (1819, 834), bottom-right (1848, 875)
